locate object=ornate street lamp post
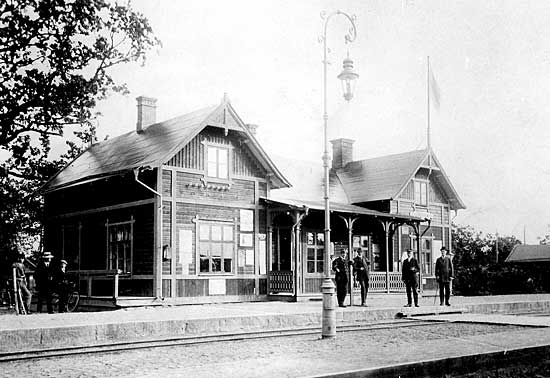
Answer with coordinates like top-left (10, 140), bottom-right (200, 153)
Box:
top-left (320, 10), bottom-right (359, 339)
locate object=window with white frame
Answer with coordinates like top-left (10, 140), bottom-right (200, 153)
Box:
top-left (107, 221), bottom-right (133, 273)
top-left (305, 231), bottom-right (324, 274)
top-left (199, 222), bottom-right (234, 273)
top-left (206, 146), bottom-right (229, 179)
top-left (414, 180), bottom-right (428, 207)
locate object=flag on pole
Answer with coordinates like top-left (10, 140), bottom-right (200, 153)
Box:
top-left (429, 63), bottom-right (441, 110)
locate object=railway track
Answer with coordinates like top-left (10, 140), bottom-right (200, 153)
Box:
top-left (0, 318), bottom-right (436, 362)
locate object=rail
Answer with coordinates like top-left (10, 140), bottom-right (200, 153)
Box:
top-left (0, 318), bottom-right (430, 362)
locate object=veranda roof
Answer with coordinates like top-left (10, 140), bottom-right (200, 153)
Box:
top-left (262, 197), bottom-right (427, 222)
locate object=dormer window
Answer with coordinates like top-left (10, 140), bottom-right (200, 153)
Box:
top-left (207, 146), bottom-right (228, 179)
top-left (414, 180), bottom-right (428, 207)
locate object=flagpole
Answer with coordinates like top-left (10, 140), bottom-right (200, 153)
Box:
top-left (427, 55), bottom-right (431, 152)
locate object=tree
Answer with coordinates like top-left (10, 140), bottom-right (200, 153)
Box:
top-left (537, 225), bottom-right (550, 245)
top-left (0, 0), bottom-right (160, 264)
top-left (452, 224), bottom-right (523, 295)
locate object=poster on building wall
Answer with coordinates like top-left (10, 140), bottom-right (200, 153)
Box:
top-left (240, 209), bottom-right (254, 231)
top-left (178, 229), bottom-right (193, 274)
top-left (259, 234), bottom-right (266, 275)
top-left (238, 249), bottom-right (246, 267)
top-left (209, 279), bottom-right (226, 295)
top-left (245, 249), bottom-right (254, 265)
top-left (240, 233), bottom-right (253, 247)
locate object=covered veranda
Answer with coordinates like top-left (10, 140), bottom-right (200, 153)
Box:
top-left (263, 198), bottom-right (430, 301)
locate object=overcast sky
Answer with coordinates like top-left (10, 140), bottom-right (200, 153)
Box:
top-left (90, 0), bottom-right (550, 243)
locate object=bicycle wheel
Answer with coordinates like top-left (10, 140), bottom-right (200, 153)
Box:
top-left (66, 291), bottom-right (79, 312)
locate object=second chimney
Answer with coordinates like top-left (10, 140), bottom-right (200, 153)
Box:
top-left (136, 96), bottom-right (157, 133)
top-left (330, 138), bottom-right (355, 169)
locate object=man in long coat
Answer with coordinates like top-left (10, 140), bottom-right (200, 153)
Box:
top-left (332, 250), bottom-right (349, 308)
top-left (35, 251), bottom-right (54, 313)
top-left (402, 249), bottom-right (420, 307)
top-left (435, 246), bottom-right (454, 306)
top-left (352, 249), bottom-right (370, 306)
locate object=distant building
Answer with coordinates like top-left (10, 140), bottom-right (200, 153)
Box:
top-left (506, 245), bottom-right (550, 263)
top-left (42, 96), bottom-right (465, 307)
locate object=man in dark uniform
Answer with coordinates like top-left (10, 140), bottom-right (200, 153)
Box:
top-left (402, 249), bottom-right (420, 307)
top-left (435, 246), bottom-right (454, 306)
top-left (35, 251), bottom-right (54, 313)
top-left (332, 249), bottom-right (349, 308)
top-left (352, 249), bottom-right (370, 306)
top-left (53, 259), bottom-right (69, 313)
top-left (12, 253), bottom-right (32, 314)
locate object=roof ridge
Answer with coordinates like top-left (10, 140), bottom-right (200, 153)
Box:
top-left (351, 148), bottom-right (428, 164)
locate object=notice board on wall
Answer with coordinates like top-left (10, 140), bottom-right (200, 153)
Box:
top-left (178, 229), bottom-right (193, 274)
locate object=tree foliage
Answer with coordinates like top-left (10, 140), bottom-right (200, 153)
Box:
top-left (0, 0), bottom-right (160, 263)
top-left (452, 224), bottom-right (550, 295)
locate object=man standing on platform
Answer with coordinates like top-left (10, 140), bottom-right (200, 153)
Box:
top-left (352, 249), bottom-right (370, 306)
top-left (435, 246), bottom-right (454, 306)
top-left (12, 253), bottom-right (32, 314)
top-left (35, 251), bottom-right (54, 313)
top-left (402, 249), bottom-right (420, 307)
top-left (332, 249), bottom-right (349, 308)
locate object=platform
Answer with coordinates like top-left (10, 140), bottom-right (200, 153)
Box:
top-left (1, 294), bottom-right (550, 355)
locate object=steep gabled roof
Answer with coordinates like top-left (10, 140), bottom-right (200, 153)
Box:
top-left (506, 245), bottom-right (550, 263)
top-left (43, 99), bottom-right (290, 191)
top-left (336, 149), bottom-right (428, 204)
top-left (335, 148), bottom-right (465, 210)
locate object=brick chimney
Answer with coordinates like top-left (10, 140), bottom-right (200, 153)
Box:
top-left (330, 138), bottom-right (355, 169)
top-left (136, 96), bottom-right (157, 133)
top-left (245, 123), bottom-right (258, 136)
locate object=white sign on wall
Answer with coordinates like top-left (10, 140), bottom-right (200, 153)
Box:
top-left (259, 235), bottom-right (266, 275)
top-left (178, 229), bottom-right (193, 274)
top-left (240, 209), bottom-right (254, 231)
top-left (209, 279), bottom-right (226, 295)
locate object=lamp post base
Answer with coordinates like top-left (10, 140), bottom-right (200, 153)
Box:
top-left (321, 277), bottom-right (337, 338)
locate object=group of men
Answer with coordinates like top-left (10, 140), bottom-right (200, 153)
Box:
top-left (11, 251), bottom-right (70, 314)
top-left (332, 249), bottom-right (370, 308)
top-left (332, 245), bottom-right (454, 308)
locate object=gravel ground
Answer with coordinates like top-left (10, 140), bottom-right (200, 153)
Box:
top-left (0, 323), bottom-right (531, 378)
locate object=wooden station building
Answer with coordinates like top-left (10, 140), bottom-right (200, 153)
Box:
top-left (42, 96), bottom-right (465, 307)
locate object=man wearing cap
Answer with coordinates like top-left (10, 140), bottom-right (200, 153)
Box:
top-left (35, 252), bottom-right (54, 313)
top-left (53, 259), bottom-right (69, 312)
top-left (12, 253), bottom-right (32, 314)
top-left (402, 249), bottom-right (420, 307)
top-left (332, 249), bottom-right (350, 308)
top-left (435, 246), bottom-right (454, 306)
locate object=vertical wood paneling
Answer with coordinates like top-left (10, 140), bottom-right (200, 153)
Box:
top-left (400, 181), bottom-right (414, 201)
top-left (162, 201), bottom-right (172, 274)
top-left (162, 170), bottom-right (172, 197)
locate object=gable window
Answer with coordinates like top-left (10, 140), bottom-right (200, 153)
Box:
top-left (199, 222), bottom-right (234, 273)
top-left (414, 180), bottom-right (428, 207)
top-left (107, 220), bottom-right (133, 274)
top-left (305, 231), bottom-right (324, 274)
top-left (207, 146), bottom-right (229, 179)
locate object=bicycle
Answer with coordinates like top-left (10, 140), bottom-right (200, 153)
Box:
top-left (6, 278), bottom-right (28, 315)
top-left (51, 280), bottom-right (80, 313)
